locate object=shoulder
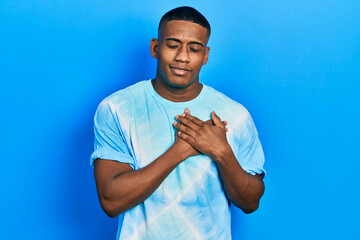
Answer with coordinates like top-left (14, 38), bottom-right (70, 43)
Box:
top-left (97, 80), bottom-right (148, 113)
top-left (102, 80), bottom-right (148, 107)
top-left (203, 85), bottom-right (257, 140)
top-left (94, 80), bottom-right (149, 125)
top-left (205, 85), bottom-right (250, 120)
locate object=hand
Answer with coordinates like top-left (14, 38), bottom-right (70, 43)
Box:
top-left (173, 109), bottom-right (201, 158)
top-left (173, 109), bottom-right (231, 160)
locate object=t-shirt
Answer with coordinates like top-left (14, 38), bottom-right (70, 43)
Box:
top-left (90, 79), bottom-right (265, 240)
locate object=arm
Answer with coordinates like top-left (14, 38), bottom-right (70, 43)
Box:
top-left (212, 146), bottom-right (265, 213)
top-left (174, 110), bottom-right (265, 213)
top-left (94, 126), bottom-right (199, 218)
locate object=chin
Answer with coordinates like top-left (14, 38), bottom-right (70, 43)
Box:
top-left (166, 77), bottom-right (197, 88)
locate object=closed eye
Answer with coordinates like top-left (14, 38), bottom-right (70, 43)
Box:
top-left (190, 48), bottom-right (200, 53)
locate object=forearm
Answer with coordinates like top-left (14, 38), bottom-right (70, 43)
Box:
top-left (173, 110), bottom-right (265, 213)
top-left (98, 144), bottom-right (187, 217)
top-left (214, 145), bottom-right (265, 213)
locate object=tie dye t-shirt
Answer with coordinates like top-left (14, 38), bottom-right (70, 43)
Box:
top-left (90, 80), bottom-right (265, 240)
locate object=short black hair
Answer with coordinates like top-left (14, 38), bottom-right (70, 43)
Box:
top-left (159, 6), bottom-right (211, 36)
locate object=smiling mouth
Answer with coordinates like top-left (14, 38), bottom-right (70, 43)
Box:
top-left (169, 66), bottom-right (191, 76)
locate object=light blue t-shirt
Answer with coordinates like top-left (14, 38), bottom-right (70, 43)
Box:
top-left (90, 80), bottom-right (265, 240)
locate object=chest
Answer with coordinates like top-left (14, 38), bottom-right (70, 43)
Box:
top-left (119, 101), bottom-right (238, 169)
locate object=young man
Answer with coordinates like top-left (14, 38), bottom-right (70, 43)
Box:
top-left (91, 6), bottom-right (265, 240)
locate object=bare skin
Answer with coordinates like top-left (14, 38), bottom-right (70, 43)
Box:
top-left (94, 20), bottom-right (264, 218)
top-left (174, 109), bottom-right (264, 213)
top-left (149, 20), bottom-right (210, 102)
top-left (94, 111), bottom-right (227, 217)
top-left (94, 129), bottom-right (198, 217)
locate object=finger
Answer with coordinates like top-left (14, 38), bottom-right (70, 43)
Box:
top-left (176, 113), bottom-right (203, 130)
top-left (184, 113), bottom-right (204, 126)
top-left (177, 131), bottom-right (197, 147)
top-left (177, 115), bottom-right (201, 131)
top-left (173, 121), bottom-right (197, 138)
top-left (211, 111), bottom-right (224, 128)
top-left (206, 119), bottom-right (226, 127)
top-left (184, 108), bottom-right (190, 114)
top-left (205, 119), bottom-right (213, 125)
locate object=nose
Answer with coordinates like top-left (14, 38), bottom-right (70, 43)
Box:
top-left (174, 46), bottom-right (190, 63)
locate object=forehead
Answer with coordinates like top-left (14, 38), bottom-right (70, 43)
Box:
top-left (159, 20), bottom-right (209, 44)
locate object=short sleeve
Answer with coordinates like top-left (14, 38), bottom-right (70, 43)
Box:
top-left (236, 111), bottom-right (266, 177)
top-left (90, 100), bottom-right (135, 169)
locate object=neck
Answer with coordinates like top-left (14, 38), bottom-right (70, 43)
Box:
top-left (151, 78), bottom-right (203, 102)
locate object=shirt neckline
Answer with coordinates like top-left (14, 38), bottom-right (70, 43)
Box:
top-left (145, 79), bottom-right (209, 108)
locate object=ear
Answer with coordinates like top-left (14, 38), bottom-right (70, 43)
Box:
top-left (150, 38), bottom-right (159, 59)
top-left (202, 46), bottom-right (210, 65)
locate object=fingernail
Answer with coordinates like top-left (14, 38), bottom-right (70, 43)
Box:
top-left (182, 113), bottom-right (185, 117)
top-left (175, 115), bottom-right (179, 119)
top-left (174, 122), bottom-right (177, 126)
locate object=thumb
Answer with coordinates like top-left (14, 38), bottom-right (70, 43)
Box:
top-left (211, 111), bottom-right (223, 128)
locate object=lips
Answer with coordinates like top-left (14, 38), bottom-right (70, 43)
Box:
top-left (169, 65), bottom-right (191, 76)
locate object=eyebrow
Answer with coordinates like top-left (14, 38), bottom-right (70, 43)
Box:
top-left (165, 38), bottom-right (205, 47)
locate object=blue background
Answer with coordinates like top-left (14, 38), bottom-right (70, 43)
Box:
top-left (1, 1), bottom-right (359, 239)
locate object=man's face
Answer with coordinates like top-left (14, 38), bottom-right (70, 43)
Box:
top-left (151, 20), bottom-right (210, 88)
